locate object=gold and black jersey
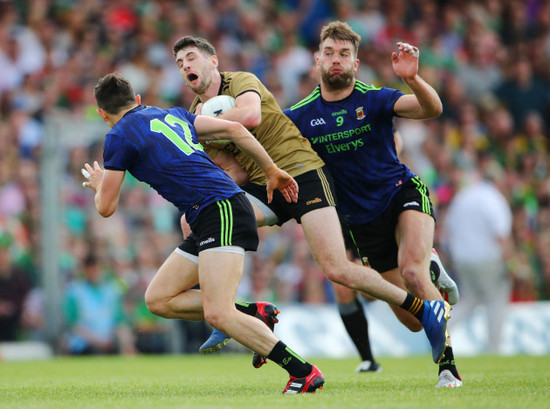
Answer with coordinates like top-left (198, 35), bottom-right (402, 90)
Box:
top-left (190, 71), bottom-right (324, 184)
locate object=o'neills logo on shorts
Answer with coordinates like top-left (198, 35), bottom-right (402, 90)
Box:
top-left (199, 237), bottom-right (215, 246)
top-left (306, 197), bottom-right (322, 205)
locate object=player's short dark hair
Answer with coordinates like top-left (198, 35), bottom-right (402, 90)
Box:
top-left (94, 72), bottom-right (136, 114)
top-left (319, 21), bottom-right (361, 57)
top-left (172, 36), bottom-right (216, 57)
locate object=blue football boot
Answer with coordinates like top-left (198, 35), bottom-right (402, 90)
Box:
top-left (421, 300), bottom-right (451, 363)
top-left (199, 328), bottom-right (230, 354)
top-left (199, 302), bottom-right (280, 356)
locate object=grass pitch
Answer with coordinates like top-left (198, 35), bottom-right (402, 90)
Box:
top-left (0, 353), bottom-right (548, 409)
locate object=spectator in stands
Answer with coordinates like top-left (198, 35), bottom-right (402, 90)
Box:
top-left (0, 232), bottom-right (31, 341)
top-left (493, 57), bottom-right (550, 132)
top-left (61, 252), bottom-right (136, 355)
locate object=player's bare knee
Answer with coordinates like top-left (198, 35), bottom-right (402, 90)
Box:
top-left (202, 306), bottom-right (226, 330)
top-left (401, 267), bottom-right (425, 293)
top-left (144, 291), bottom-right (168, 318)
top-left (322, 263), bottom-right (353, 288)
top-left (320, 263), bottom-right (339, 282)
top-left (146, 300), bottom-right (169, 318)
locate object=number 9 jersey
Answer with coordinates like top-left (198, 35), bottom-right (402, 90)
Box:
top-left (284, 81), bottom-right (415, 225)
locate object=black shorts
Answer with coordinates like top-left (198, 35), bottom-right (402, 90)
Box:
top-left (344, 177), bottom-right (435, 272)
top-left (338, 211), bottom-right (356, 252)
top-left (178, 192), bottom-right (258, 257)
top-left (242, 167), bottom-right (336, 225)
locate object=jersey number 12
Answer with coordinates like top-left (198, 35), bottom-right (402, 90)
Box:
top-left (150, 114), bottom-right (204, 155)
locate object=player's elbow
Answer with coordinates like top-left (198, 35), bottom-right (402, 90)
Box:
top-left (425, 101), bottom-right (443, 119)
top-left (226, 120), bottom-right (245, 133)
top-left (96, 202), bottom-right (117, 218)
top-left (226, 121), bottom-right (254, 142)
top-left (430, 103), bottom-right (443, 118)
top-left (240, 112), bottom-right (262, 129)
top-left (243, 117), bottom-right (261, 129)
top-left (98, 208), bottom-right (115, 218)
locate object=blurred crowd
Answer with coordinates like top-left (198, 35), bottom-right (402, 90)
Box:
top-left (1, 0), bottom-right (550, 354)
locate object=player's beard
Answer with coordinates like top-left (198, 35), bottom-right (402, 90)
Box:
top-left (321, 68), bottom-right (354, 91)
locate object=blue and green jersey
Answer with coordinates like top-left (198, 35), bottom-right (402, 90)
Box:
top-left (284, 80), bottom-right (414, 224)
top-left (103, 105), bottom-right (242, 224)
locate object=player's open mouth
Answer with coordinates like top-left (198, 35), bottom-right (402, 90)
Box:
top-left (187, 73), bottom-right (198, 82)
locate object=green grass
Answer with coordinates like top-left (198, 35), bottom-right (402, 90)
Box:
top-left (0, 354), bottom-right (549, 409)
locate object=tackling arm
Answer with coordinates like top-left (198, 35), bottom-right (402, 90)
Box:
top-left (211, 91), bottom-right (262, 129)
top-left (194, 116), bottom-right (298, 203)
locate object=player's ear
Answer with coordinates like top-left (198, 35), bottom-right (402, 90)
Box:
top-left (314, 52), bottom-right (321, 69)
top-left (211, 54), bottom-right (218, 69)
top-left (135, 94), bottom-right (142, 105)
top-left (96, 108), bottom-right (109, 122)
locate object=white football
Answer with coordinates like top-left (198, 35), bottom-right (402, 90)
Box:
top-left (201, 95), bottom-right (236, 117)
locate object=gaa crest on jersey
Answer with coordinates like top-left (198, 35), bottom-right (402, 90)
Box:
top-left (355, 106), bottom-right (365, 119)
top-left (310, 118), bottom-right (326, 126)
